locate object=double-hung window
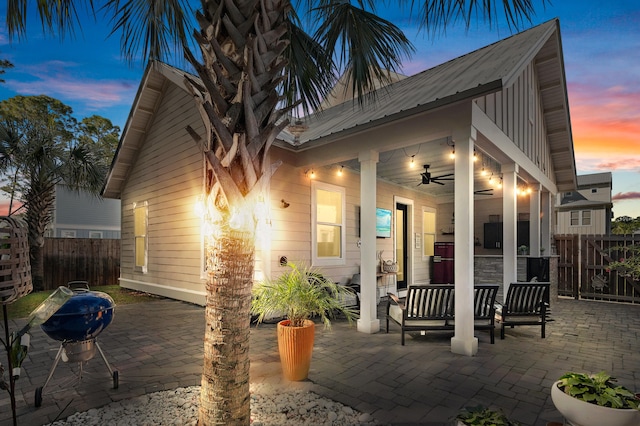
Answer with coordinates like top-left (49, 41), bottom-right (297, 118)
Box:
top-left (133, 201), bottom-right (148, 273)
top-left (312, 182), bottom-right (345, 266)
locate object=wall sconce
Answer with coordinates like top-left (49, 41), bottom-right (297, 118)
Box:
top-left (281, 199), bottom-right (290, 208)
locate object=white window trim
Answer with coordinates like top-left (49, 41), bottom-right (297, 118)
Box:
top-left (570, 209), bottom-right (592, 227)
top-left (422, 206), bottom-right (436, 259)
top-left (133, 201), bottom-right (148, 273)
top-left (311, 181), bottom-right (346, 266)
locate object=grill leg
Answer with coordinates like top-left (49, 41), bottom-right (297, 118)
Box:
top-left (41, 344), bottom-right (64, 392)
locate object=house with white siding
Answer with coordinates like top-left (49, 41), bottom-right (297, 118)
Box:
top-left (103, 19), bottom-right (576, 354)
top-left (555, 172), bottom-right (613, 235)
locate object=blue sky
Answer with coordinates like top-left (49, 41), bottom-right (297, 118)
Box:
top-left (0, 1), bottom-right (639, 219)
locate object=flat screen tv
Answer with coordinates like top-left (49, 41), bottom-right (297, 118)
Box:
top-left (376, 208), bottom-right (392, 238)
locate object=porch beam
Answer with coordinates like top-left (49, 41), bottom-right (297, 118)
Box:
top-left (451, 128), bottom-right (478, 356)
top-left (503, 163), bottom-right (519, 300)
top-left (357, 150), bottom-right (380, 334)
top-left (541, 191), bottom-right (552, 254)
top-left (529, 184), bottom-right (541, 257)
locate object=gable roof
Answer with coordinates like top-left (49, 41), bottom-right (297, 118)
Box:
top-left (277, 18), bottom-right (576, 192)
top-left (103, 19), bottom-right (576, 198)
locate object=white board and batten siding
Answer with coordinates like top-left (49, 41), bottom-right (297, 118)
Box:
top-left (475, 61), bottom-right (555, 184)
top-left (556, 209), bottom-right (609, 236)
top-left (119, 83), bottom-right (206, 305)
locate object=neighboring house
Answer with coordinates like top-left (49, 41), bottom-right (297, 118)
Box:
top-left (47, 184), bottom-right (121, 239)
top-left (555, 172), bottom-right (613, 235)
top-left (103, 19), bottom-right (576, 353)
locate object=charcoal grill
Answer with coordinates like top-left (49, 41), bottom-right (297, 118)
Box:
top-left (35, 282), bottom-right (118, 407)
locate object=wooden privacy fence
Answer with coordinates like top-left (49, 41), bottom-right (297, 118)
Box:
top-left (555, 234), bottom-right (640, 303)
top-left (43, 238), bottom-right (120, 291)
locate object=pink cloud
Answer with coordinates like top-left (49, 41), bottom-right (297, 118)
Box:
top-left (596, 158), bottom-right (640, 172)
top-left (5, 60), bottom-right (136, 108)
top-left (613, 192), bottom-right (640, 201)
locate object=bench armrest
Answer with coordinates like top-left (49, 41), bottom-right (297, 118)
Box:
top-left (386, 292), bottom-right (405, 312)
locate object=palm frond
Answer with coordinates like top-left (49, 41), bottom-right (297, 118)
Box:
top-left (102, 0), bottom-right (194, 64)
top-left (420, 0), bottom-right (548, 34)
top-left (314, 2), bottom-right (415, 106)
top-left (6, 0), bottom-right (94, 41)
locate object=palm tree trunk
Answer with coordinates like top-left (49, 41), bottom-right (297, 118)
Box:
top-left (25, 185), bottom-right (54, 291)
top-left (199, 228), bottom-right (255, 425)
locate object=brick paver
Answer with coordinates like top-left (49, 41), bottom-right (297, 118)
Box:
top-left (2, 297), bottom-right (639, 425)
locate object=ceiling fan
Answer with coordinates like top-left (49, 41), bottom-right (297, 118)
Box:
top-left (474, 188), bottom-right (494, 196)
top-left (419, 164), bottom-right (454, 186)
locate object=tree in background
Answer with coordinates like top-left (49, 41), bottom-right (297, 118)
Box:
top-left (0, 95), bottom-right (117, 290)
top-left (611, 216), bottom-right (640, 236)
top-left (0, 58), bottom-right (14, 83)
top-left (5, 1), bottom-right (547, 423)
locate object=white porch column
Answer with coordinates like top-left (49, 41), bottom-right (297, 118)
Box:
top-left (451, 130), bottom-right (477, 356)
top-left (357, 150), bottom-right (380, 334)
top-left (529, 184), bottom-right (541, 257)
top-left (502, 163), bottom-right (519, 301)
top-left (541, 191), bottom-right (552, 254)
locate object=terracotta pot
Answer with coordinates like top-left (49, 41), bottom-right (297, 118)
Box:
top-left (551, 380), bottom-right (640, 426)
top-left (277, 319), bottom-right (315, 381)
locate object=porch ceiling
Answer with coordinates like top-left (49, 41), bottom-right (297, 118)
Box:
top-left (337, 139), bottom-right (506, 203)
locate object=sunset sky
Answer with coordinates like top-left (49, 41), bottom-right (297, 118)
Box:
top-left (0, 1), bottom-right (638, 218)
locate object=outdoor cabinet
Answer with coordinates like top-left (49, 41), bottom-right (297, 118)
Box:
top-left (483, 221), bottom-right (530, 249)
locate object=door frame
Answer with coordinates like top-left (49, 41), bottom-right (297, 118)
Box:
top-left (394, 196), bottom-right (414, 296)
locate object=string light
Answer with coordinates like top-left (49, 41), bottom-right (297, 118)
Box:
top-left (409, 155), bottom-right (416, 168)
top-left (449, 146), bottom-right (455, 160)
top-left (337, 166), bottom-right (344, 176)
top-left (473, 149), bottom-right (478, 162)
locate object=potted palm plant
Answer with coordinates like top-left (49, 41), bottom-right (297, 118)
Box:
top-left (251, 261), bottom-right (358, 381)
top-left (551, 371), bottom-right (640, 426)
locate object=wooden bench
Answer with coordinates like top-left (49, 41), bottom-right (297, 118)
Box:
top-left (496, 282), bottom-right (550, 339)
top-left (386, 284), bottom-right (499, 345)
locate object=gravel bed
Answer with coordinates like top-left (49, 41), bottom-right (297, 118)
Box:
top-left (45, 383), bottom-right (376, 425)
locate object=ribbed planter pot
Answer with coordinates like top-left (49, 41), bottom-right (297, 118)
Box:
top-left (551, 380), bottom-right (640, 426)
top-left (277, 319), bottom-right (315, 381)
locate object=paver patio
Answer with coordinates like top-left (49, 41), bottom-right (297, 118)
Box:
top-left (3, 296), bottom-right (639, 425)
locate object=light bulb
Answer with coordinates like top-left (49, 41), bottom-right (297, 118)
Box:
top-left (337, 166), bottom-right (343, 176)
top-left (409, 156), bottom-right (415, 168)
top-left (450, 148), bottom-right (455, 160)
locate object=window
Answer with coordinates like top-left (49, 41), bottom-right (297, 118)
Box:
top-left (570, 211), bottom-right (579, 226)
top-left (89, 231), bottom-right (103, 239)
top-left (60, 230), bottom-right (76, 238)
top-left (570, 210), bottom-right (591, 226)
top-left (312, 182), bottom-right (345, 266)
top-left (422, 208), bottom-right (436, 257)
top-left (133, 202), bottom-right (148, 273)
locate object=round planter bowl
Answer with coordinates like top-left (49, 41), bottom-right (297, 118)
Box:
top-left (551, 380), bottom-right (640, 426)
top-left (277, 319), bottom-right (315, 381)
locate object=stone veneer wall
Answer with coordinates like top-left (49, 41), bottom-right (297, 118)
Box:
top-left (474, 256), bottom-right (558, 302)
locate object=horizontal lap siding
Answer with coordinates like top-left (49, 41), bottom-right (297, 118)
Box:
top-left (268, 153), bottom-right (437, 286)
top-left (120, 83), bottom-right (204, 295)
